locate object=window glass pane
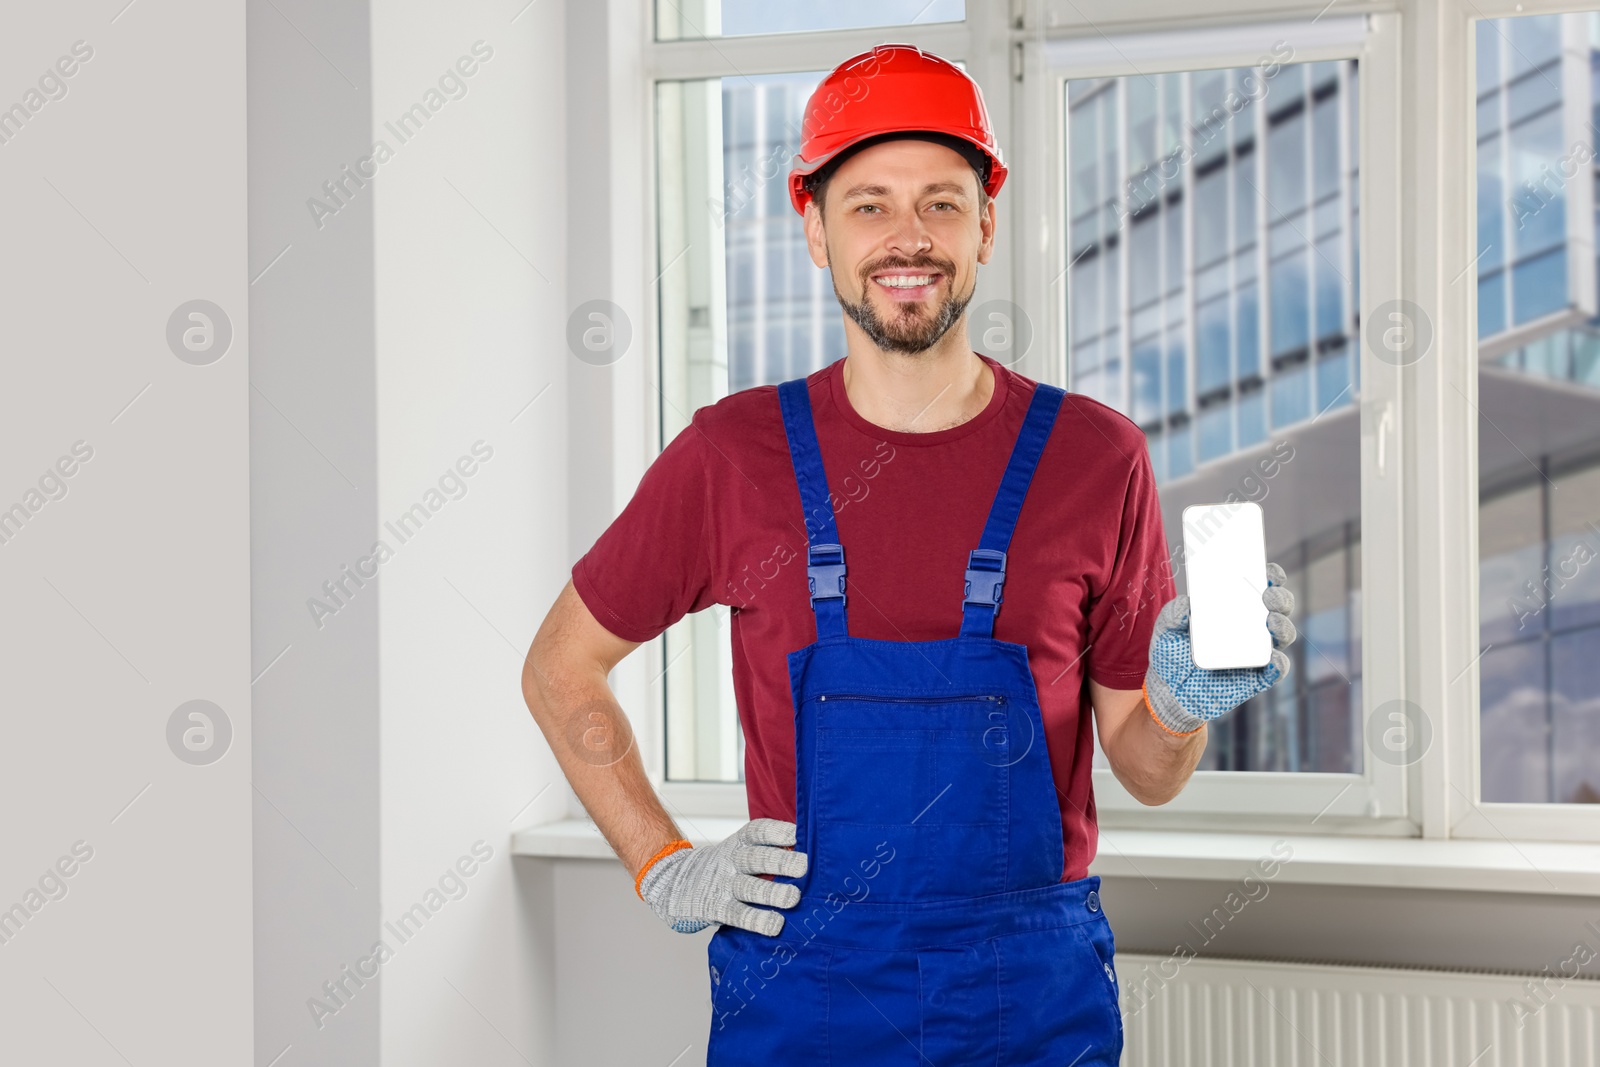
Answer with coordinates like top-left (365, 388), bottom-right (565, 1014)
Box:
top-left (1132, 339), bottom-right (1161, 423)
top-left (1168, 421), bottom-right (1193, 479)
top-left (657, 0), bottom-right (963, 40)
top-left (1192, 68), bottom-right (1229, 165)
top-left (1238, 387), bottom-right (1266, 447)
top-left (1302, 546), bottom-right (1350, 683)
top-left (1235, 243), bottom-right (1258, 284)
top-left (1477, 134), bottom-right (1504, 273)
top-left (1232, 68), bottom-right (1260, 148)
top-left (1479, 270), bottom-right (1507, 338)
top-left (1552, 630), bottom-right (1600, 802)
top-left (1480, 641), bottom-right (1550, 803)
top-left (1508, 69), bottom-right (1562, 124)
top-left (1102, 355), bottom-right (1124, 410)
top-left (1071, 254), bottom-right (1102, 343)
top-left (1313, 95), bottom-right (1340, 201)
top-left (1267, 107), bottom-right (1307, 214)
top-left (1165, 333), bottom-right (1187, 415)
top-left (1270, 247), bottom-right (1310, 355)
top-left (1512, 247), bottom-right (1567, 324)
top-left (1508, 14), bottom-right (1562, 76)
top-left (1508, 108), bottom-right (1566, 258)
top-left (1549, 463), bottom-right (1600, 630)
top-left (1130, 214), bottom-right (1160, 306)
top-left (1197, 298), bottom-right (1230, 392)
top-left (1197, 403), bottom-right (1232, 462)
top-left (1475, 12), bottom-right (1600, 805)
top-left (1477, 91), bottom-right (1502, 139)
top-left (1270, 361), bottom-right (1311, 427)
top-left (1071, 92), bottom-right (1101, 210)
top-left (1162, 72), bottom-right (1184, 158)
top-left (1313, 197), bottom-right (1342, 239)
top-left (1165, 200), bottom-right (1185, 293)
top-left (1195, 170), bottom-right (1227, 265)
top-left (1477, 19), bottom-right (1502, 92)
top-left (1315, 236), bottom-right (1344, 339)
top-left (1067, 58), bottom-right (1362, 775)
top-left (1317, 345), bottom-right (1351, 413)
top-left (1236, 281), bottom-right (1261, 379)
top-left (1234, 152), bottom-right (1258, 247)
top-left (1128, 77), bottom-right (1158, 174)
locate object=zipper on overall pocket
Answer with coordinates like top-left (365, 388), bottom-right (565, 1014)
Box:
top-left (816, 693), bottom-right (1007, 703)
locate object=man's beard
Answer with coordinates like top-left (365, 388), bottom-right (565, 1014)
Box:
top-left (832, 264), bottom-right (971, 355)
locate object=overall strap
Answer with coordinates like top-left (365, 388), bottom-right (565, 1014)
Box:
top-left (960, 383), bottom-right (1067, 639)
top-left (777, 377), bottom-right (848, 640)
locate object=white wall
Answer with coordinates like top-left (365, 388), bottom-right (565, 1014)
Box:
top-left (251, 1), bottom-right (571, 1065)
top-left (248, 0), bottom-right (382, 1063)
top-left (369, 2), bottom-right (568, 1066)
top-left (0, 2), bottom-right (253, 1064)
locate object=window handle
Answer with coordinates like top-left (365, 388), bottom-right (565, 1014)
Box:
top-left (1365, 398), bottom-right (1393, 477)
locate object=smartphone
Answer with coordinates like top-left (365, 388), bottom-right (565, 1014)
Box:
top-left (1181, 502), bottom-right (1272, 670)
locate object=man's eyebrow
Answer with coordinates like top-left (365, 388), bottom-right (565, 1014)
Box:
top-left (837, 181), bottom-right (973, 204)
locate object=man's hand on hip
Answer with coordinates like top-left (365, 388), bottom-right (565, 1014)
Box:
top-left (638, 818), bottom-right (808, 936)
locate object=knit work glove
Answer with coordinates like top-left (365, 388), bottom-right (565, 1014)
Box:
top-left (1144, 560), bottom-right (1297, 736)
top-left (636, 818), bottom-right (808, 935)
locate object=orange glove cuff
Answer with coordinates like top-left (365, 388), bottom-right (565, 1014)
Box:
top-left (635, 838), bottom-right (694, 901)
top-left (1144, 680), bottom-right (1204, 738)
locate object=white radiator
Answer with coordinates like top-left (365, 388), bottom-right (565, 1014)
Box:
top-left (1114, 952), bottom-right (1600, 1066)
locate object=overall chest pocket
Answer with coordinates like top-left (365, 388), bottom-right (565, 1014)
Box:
top-left (811, 693), bottom-right (1021, 901)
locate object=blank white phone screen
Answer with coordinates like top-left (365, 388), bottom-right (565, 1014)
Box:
top-left (1181, 502), bottom-right (1272, 670)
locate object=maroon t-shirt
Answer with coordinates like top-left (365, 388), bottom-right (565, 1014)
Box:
top-left (572, 353), bottom-right (1174, 882)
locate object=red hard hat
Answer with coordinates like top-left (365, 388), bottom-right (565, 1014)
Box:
top-left (787, 44), bottom-right (1007, 217)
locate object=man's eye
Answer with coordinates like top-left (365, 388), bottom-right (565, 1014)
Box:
top-left (855, 204), bottom-right (880, 214)
top-left (931, 202), bottom-right (956, 211)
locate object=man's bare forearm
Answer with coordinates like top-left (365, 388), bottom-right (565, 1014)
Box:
top-left (1092, 681), bottom-right (1207, 806)
top-left (520, 586), bottom-right (686, 881)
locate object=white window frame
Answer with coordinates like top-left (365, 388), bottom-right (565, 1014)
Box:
top-left (1444, 0), bottom-right (1600, 844)
top-left (1019, 14), bottom-right (1409, 833)
top-left (600, 0), bottom-right (1600, 845)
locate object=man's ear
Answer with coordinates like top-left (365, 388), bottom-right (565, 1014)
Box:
top-left (976, 196), bottom-right (997, 266)
top-left (804, 200), bottom-right (829, 268)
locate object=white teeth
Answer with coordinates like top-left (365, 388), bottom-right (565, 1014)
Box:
top-left (876, 275), bottom-right (936, 288)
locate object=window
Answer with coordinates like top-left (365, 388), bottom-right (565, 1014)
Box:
top-left (647, 8), bottom-right (1403, 828)
top-left (1473, 14), bottom-right (1600, 809)
top-left (655, 69), bottom-right (835, 785)
top-left (1064, 56), bottom-right (1365, 781)
top-left (637, 2), bottom-right (1600, 846)
top-left (1475, 15), bottom-right (1595, 347)
top-left (650, 21), bottom-right (979, 794)
top-left (1036, 13), bottom-right (1404, 828)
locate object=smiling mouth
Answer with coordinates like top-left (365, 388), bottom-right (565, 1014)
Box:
top-left (871, 272), bottom-right (944, 302)
top-left (873, 273), bottom-right (941, 288)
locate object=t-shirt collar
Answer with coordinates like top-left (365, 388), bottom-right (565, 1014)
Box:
top-left (826, 353), bottom-right (1012, 446)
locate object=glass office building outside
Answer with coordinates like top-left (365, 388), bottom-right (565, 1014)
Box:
top-left (1472, 15), bottom-right (1600, 805)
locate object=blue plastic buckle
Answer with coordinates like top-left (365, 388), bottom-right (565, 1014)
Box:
top-left (807, 543), bottom-right (846, 607)
top-left (963, 548), bottom-right (1007, 611)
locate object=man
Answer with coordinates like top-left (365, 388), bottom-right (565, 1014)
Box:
top-left (522, 44), bottom-right (1296, 1065)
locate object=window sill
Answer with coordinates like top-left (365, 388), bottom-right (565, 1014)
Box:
top-left (511, 818), bottom-right (1600, 897)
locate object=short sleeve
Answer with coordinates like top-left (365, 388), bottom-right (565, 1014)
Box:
top-left (1084, 439), bottom-right (1175, 690)
top-left (571, 416), bottom-right (716, 643)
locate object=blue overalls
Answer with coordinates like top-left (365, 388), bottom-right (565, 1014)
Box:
top-left (705, 375), bottom-right (1124, 1066)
